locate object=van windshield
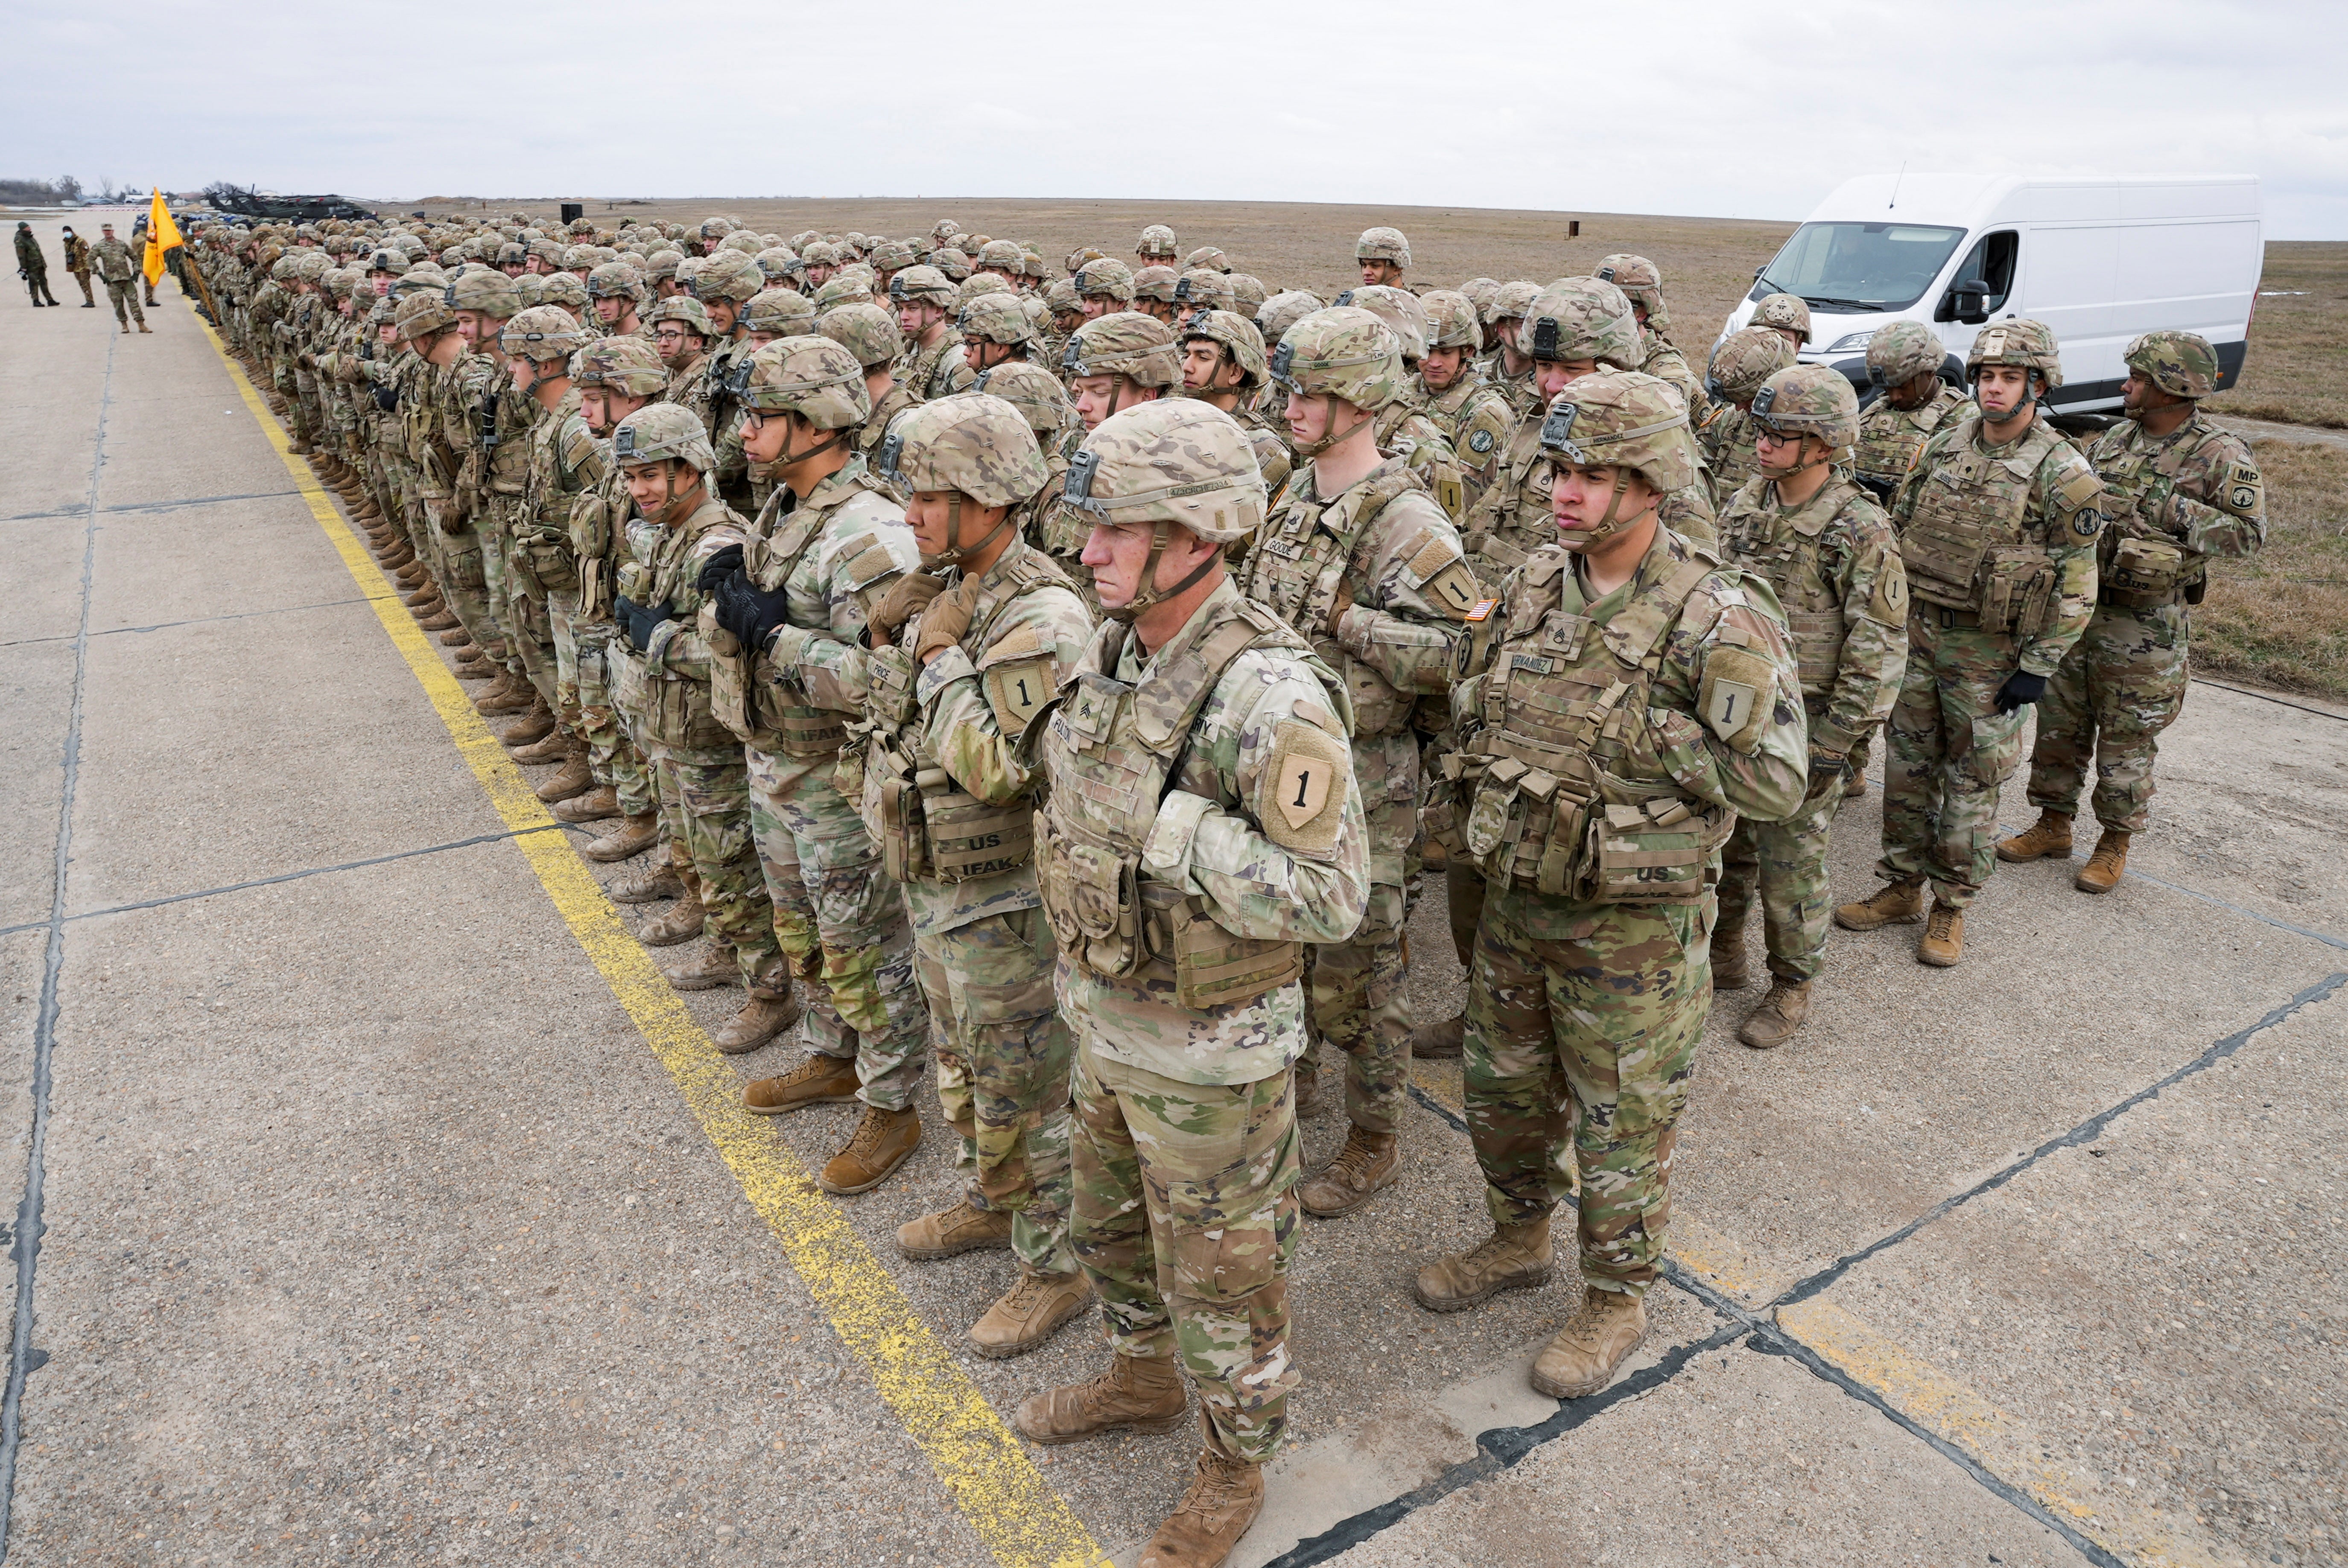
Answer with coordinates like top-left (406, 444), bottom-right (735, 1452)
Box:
top-left (1746, 222), bottom-right (1966, 312)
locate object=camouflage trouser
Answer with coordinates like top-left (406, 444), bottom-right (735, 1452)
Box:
top-left (104, 278), bottom-right (144, 327)
top-left (433, 511), bottom-right (498, 659)
top-left (743, 748), bottom-right (927, 1111)
top-left (487, 497), bottom-right (555, 699)
top-left (2026, 601), bottom-right (2189, 834)
top-left (915, 907), bottom-right (1074, 1276)
top-left (649, 748), bottom-right (790, 1000)
top-left (1719, 767), bottom-right (1843, 982)
top-left (1879, 612), bottom-right (2032, 909)
top-left (572, 619), bottom-right (656, 816)
top-left (1306, 880), bottom-right (1409, 1135)
top-left (1463, 884), bottom-right (1706, 1297)
top-left (1070, 1040), bottom-right (1299, 1465)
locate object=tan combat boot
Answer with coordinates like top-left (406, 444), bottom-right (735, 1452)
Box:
top-left (970, 1270), bottom-right (1092, 1360)
top-left (473, 673), bottom-right (533, 717)
top-left (1833, 876), bottom-right (1925, 931)
top-left (637, 886), bottom-right (707, 947)
top-left (2075, 829), bottom-right (2130, 894)
top-left (1297, 1126), bottom-right (1399, 1218)
top-left (552, 783), bottom-right (619, 823)
top-left (1411, 1011), bottom-right (1464, 1059)
top-left (607, 853), bottom-right (685, 902)
top-left (1529, 1286), bottom-right (1648, 1398)
top-left (1138, 1443), bottom-right (1266, 1568)
top-left (743, 1053), bottom-right (861, 1115)
top-left (417, 605), bottom-right (460, 633)
top-left (897, 1198), bottom-right (1013, 1260)
top-left (712, 990), bottom-right (798, 1054)
top-left (1997, 810), bottom-right (2074, 864)
top-left (454, 651), bottom-right (498, 681)
top-left (660, 935), bottom-right (737, 989)
top-left (436, 626), bottom-right (473, 649)
top-left (1917, 900), bottom-right (1965, 967)
top-left (1413, 1216), bottom-right (1553, 1312)
top-left (1737, 979), bottom-right (1811, 1050)
top-left (499, 699), bottom-right (557, 749)
top-left (523, 734), bottom-right (585, 784)
top-left (583, 812), bottom-right (660, 863)
top-left (1013, 1352), bottom-right (1188, 1444)
top-left (818, 1105), bottom-right (921, 1195)
top-left (1709, 911), bottom-right (1751, 991)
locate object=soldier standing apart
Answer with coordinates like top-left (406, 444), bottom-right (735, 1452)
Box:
top-left (706, 339), bottom-right (932, 1194)
top-left (15, 223), bottom-right (60, 307)
top-left (61, 225), bottom-right (95, 307)
top-left (1711, 367), bottom-right (1907, 1047)
top-left (1015, 399), bottom-right (1368, 1568)
top-left (1415, 372), bottom-right (1806, 1397)
top-left (1835, 321), bottom-right (2106, 964)
top-left (1243, 307), bottom-right (1482, 1216)
top-left (1356, 226), bottom-right (1409, 287)
top-left (91, 224), bottom-right (147, 332)
top-left (854, 395), bottom-right (1097, 1356)
top-left (1998, 332), bottom-right (2264, 892)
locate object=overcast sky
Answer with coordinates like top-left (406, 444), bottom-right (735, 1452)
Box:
top-left (10, 0), bottom-right (2344, 238)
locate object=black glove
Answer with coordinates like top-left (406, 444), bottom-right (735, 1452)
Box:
top-left (1807, 749), bottom-right (1851, 796)
top-left (373, 383), bottom-right (398, 412)
top-left (695, 543), bottom-right (745, 595)
top-left (615, 595), bottom-right (677, 653)
top-left (712, 569), bottom-right (791, 654)
top-left (1995, 670), bottom-right (2048, 715)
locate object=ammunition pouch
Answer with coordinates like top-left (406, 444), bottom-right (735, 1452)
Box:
top-left (1980, 548), bottom-right (2058, 638)
top-left (2102, 534), bottom-right (2192, 609)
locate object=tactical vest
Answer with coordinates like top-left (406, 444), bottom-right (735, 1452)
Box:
top-left (1901, 413), bottom-right (2065, 634)
top-left (512, 399), bottom-right (591, 596)
top-left (1722, 475), bottom-right (1861, 699)
top-left (626, 502), bottom-right (742, 753)
top-left (2094, 418), bottom-right (2226, 607)
top-left (1034, 597), bottom-right (1317, 1011)
top-left (1242, 463), bottom-right (1463, 739)
top-left (854, 546), bottom-right (1075, 884)
top-left (706, 475), bottom-right (899, 757)
top-left (1457, 550), bottom-right (1732, 904)
top-left (1852, 390), bottom-right (1959, 493)
top-left (1373, 404), bottom-right (1465, 519)
top-left (1460, 421), bottom-right (1549, 577)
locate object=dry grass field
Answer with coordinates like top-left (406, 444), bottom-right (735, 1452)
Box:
top-left (393, 194), bottom-right (2343, 697)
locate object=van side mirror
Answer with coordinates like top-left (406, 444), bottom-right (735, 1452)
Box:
top-left (1945, 278), bottom-right (1989, 325)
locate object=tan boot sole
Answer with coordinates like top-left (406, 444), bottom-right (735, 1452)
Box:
top-left (816, 1133), bottom-right (920, 1196)
top-left (1412, 1262), bottom-right (1551, 1314)
top-left (969, 1286), bottom-right (1092, 1361)
top-left (1529, 1329), bottom-right (1647, 1398)
top-left (1016, 1403), bottom-right (1189, 1446)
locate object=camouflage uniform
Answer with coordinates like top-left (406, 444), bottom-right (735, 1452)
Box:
top-left (567, 338), bottom-right (672, 819)
top-left (1697, 327), bottom-right (1796, 510)
top-left (1038, 403), bottom-right (1369, 1466)
top-left (1448, 373), bottom-right (1806, 1294)
top-left (90, 234), bottom-right (145, 327)
top-left (1715, 371), bottom-right (1908, 984)
top-left (505, 309), bottom-right (607, 760)
top-left (853, 399), bottom-right (1095, 1274)
top-left (1878, 323), bottom-right (2105, 908)
top-left (2026, 352), bottom-right (2263, 836)
top-left (1852, 321), bottom-right (1965, 505)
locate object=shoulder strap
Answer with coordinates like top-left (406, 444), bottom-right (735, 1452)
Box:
top-left (968, 545), bottom-right (1077, 649)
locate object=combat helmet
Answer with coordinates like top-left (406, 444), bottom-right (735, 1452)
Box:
top-left (1074, 258), bottom-right (1136, 304)
top-left (817, 301), bottom-right (904, 369)
top-left (1271, 307), bottom-right (1405, 456)
top-left (1225, 274), bottom-right (1267, 318)
top-left (1751, 292), bottom-right (1812, 347)
top-left (813, 274), bottom-right (876, 312)
top-left (1254, 290), bottom-right (1326, 350)
top-left (952, 273), bottom-right (1013, 309)
top-left (1594, 254), bottom-right (1669, 330)
top-left (753, 246), bottom-right (799, 283)
top-left (1338, 284), bottom-right (1430, 363)
top-left (1965, 318), bottom-right (2064, 390)
top-left (744, 287), bottom-right (816, 338)
top-left (1537, 370), bottom-right (1699, 546)
top-left (931, 247), bottom-right (973, 283)
top-left (1419, 289), bottom-right (1481, 352)
top-left (1066, 398), bottom-right (1269, 624)
top-left (1136, 224), bottom-right (1179, 262)
top-left (1706, 327), bottom-right (1797, 405)
top-left (645, 293), bottom-right (717, 342)
top-left (740, 337), bottom-right (871, 441)
top-left (537, 272), bottom-right (591, 312)
top-left (1133, 265), bottom-right (1181, 306)
top-left (394, 288), bottom-right (459, 344)
top-left (2123, 329), bottom-right (2216, 400)
top-left (587, 260), bottom-right (645, 301)
top-left (1516, 278), bottom-right (1642, 369)
top-left (694, 250), bottom-right (765, 304)
top-left (1865, 320), bottom-right (1945, 390)
top-left (444, 267), bottom-right (519, 318)
top-left (1177, 309), bottom-right (1272, 396)
top-left (1485, 280), bottom-right (1540, 331)
top-left (574, 335), bottom-right (669, 398)
top-left (1750, 364), bottom-right (1861, 462)
top-left (1185, 246), bottom-right (1231, 275)
top-left (957, 292), bottom-right (1036, 347)
top-left (888, 265), bottom-right (955, 310)
top-left (498, 304), bottom-right (593, 363)
top-left (1174, 269), bottom-right (1233, 314)
top-left (510, 274), bottom-right (547, 310)
top-left (1356, 226), bottom-right (1411, 270)
top-left (879, 393), bottom-right (1048, 564)
top-left (1062, 311), bottom-right (1182, 391)
top-left (975, 239), bottom-right (1026, 274)
top-left (972, 361), bottom-right (1075, 441)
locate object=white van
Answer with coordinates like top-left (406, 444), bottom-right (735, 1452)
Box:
top-left (1717, 173), bottom-right (2263, 416)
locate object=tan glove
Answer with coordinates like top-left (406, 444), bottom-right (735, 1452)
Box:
top-left (866, 571), bottom-right (946, 647)
top-left (914, 575), bottom-right (982, 666)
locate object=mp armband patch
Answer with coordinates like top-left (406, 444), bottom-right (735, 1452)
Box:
top-left (1698, 645), bottom-right (1776, 754)
top-left (1262, 718), bottom-right (1348, 856)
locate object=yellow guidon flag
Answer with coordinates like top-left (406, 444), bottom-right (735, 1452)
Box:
top-left (142, 189), bottom-right (184, 285)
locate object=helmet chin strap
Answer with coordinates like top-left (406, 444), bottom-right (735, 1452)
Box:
top-left (1758, 433), bottom-right (1829, 484)
top-left (1557, 469), bottom-right (1654, 554)
top-left (1294, 395), bottom-right (1372, 459)
top-left (1102, 522), bottom-right (1221, 626)
top-left (773, 410), bottom-right (849, 470)
top-left (924, 493), bottom-right (1015, 570)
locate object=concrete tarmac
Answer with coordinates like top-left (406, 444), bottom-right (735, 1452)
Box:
top-left (1, 217), bottom-right (2342, 1568)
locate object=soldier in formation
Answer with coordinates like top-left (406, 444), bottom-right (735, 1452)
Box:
top-left (181, 206), bottom-right (2256, 1568)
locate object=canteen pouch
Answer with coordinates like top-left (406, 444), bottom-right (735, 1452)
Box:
top-left (1588, 798), bottom-right (1729, 906)
top-left (702, 609), bottom-right (756, 740)
top-left (1036, 816), bottom-right (1140, 976)
top-left (2107, 535), bottom-right (2189, 602)
top-left (1981, 549), bottom-right (2057, 638)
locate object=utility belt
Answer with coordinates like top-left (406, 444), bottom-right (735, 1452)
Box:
top-left (1033, 813), bottom-right (1301, 1010)
top-left (1457, 743), bottom-right (1730, 905)
top-left (1908, 548), bottom-right (2058, 638)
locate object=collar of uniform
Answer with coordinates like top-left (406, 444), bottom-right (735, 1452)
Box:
top-left (1571, 520), bottom-right (1679, 626)
top-left (801, 453), bottom-right (871, 510)
top-left (1768, 472), bottom-right (1854, 540)
top-left (1308, 453), bottom-right (1410, 519)
top-left (1970, 407), bottom-right (2044, 459)
top-left (1116, 575), bottom-right (1244, 682)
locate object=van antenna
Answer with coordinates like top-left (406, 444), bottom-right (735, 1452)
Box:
top-left (1889, 162), bottom-right (1907, 211)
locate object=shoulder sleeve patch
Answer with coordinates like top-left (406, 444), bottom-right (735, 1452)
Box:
top-left (1260, 718), bottom-right (1348, 856)
top-left (1698, 644), bottom-right (1776, 754)
top-left (1405, 530), bottom-right (1463, 580)
top-left (2055, 465), bottom-right (2103, 513)
top-left (1422, 558), bottom-right (1486, 619)
top-left (982, 656), bottom-right (1057, 737)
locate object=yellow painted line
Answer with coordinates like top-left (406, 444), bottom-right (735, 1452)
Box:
top-left (194, 311), bottom-right (1108, 1568)
top-left (1777, 1296), bottom-right (2227, 1568)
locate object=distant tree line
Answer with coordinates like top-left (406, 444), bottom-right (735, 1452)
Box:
top-left (0, 175), bottom-right (88, 204)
